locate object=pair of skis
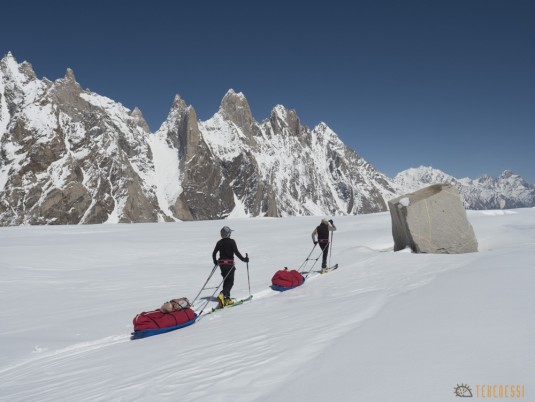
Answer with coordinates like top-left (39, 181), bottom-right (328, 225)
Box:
top-left (320, 263), bottom-right (339, 274)
top-left (300, 223), bottom-right (338, 278)
top-left (194, 254), bottom-right (253, 319)
top-left (202, 294), bottom-right (253, 316)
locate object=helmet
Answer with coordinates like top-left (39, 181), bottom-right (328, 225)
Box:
top-left (220, 226), bottom-right (233, 238)
top-left (321, 218), bottom-right (329, 225)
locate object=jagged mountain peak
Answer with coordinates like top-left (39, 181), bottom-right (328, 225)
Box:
top-left (53, 67), bottom-right (82, 91)
top-left (51, 67), bottom-right (83, 105)
top-left (314, 121), bottom-right (329, 132)
top-left (496, 170), bottom-right (531, 187)
top-left (219, 89), bottom-right (254, 130)
top-left (2, 53), bottom-right (533, 226)
top-left (156, 94), bottom-right (193, 133)
top-left (271, 104), bottom-right (290, 118)
top-left (393, 166), bottom-right (535, 210)
top-left (269, 104), bottom-right (301, 136)
top-left (393, 166), bottom-right (456, 187)
top-left (64, 68), bottom-right (77, 82)
top-left (395, 165), bottom-right (449, 176)
top-left (1, 52), bottom-right (45, 112)
top-left (170, 100), bottom-right (198, 126)
top-left (500, 170), bottom-right (515, 179)
top-left (399, 167), bottom-right (529, 188)
top-left (171, 94), bottom-right (188, 111)
top-left (1, 51), bottom-right (17, 65)
top-left (19, 62), bottom-right (37, 80)
top-left (131, 106), bottom-right (144, 118)
top-left (220, 89), bottom-right (249, 110)
top-left (1, 52), bottom-right (36, 83)
top-left (0, 55), bottom-right (411, 224)
top-left (222, 88), bottom-right (246, 101)
top-left (313, 121), bottom-right (339, 139)
top-left (131, 107), bottom-right (151, 133)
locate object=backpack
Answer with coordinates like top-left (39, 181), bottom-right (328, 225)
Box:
top-left (159, 297), bottom-right (191, 313)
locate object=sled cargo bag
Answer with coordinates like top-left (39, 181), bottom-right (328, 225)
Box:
top-left (132, 308), bottom-right (197, 339)
top-left (271, 269), bottom-right (305, 291)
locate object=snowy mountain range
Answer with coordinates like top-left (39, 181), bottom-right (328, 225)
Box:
top-left (1, 53), bottom-right (534, 225)
top-left (392, 166), bottom-right (535, 210)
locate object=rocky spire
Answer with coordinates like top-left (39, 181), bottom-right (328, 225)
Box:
top-left (19, 61), bottom-right (37, 81)
top-left (64, 68), bottom-right (77, 82)
top-left (171, 94), bottom-right (188, 112)
top-left (269, 104), bottom-right (301, 137)
top-left (1, 51), bottom-right (16, 66)
top-left (157, 96), bottom-right (235, 220)
top-left (219, 89), bottom-right (255, 135)
top-left (159, 94), bottom-right (195, 151)
top-left (131, 107), bottom-right (150, 133)
top-left (1, 52), bottom-right (36, 83)
top-left (50, 67), bottom-right (83, 113)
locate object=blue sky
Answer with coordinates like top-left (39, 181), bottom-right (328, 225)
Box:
top-left (1, 0), bottom-right (534, 182)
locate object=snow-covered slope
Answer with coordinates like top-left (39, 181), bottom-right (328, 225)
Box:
top-left (198, 90), bottom-right (396, 217)
top-left (394, 166), bottom-right (535, 209)
top-left (0, 53), bottom-right (167, 225)
top-left (0, 210), bottom-right (533, 401)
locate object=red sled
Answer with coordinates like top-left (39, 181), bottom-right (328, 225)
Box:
top-left (131, 308), bottom-right (197, 339)
top-left (271, 268), bottom-right (305, 291)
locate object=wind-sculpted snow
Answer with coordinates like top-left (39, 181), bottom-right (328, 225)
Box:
top-left (0, 211), bottom-right (533, 401)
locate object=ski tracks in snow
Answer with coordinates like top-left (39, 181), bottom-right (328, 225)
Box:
top-left (1, 256), bottom-right (467, 400)
top-left (0, 334), bottom-right (130, 382)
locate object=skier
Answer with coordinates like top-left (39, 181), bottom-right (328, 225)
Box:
top-left (212, 226), bottom-right (249, 308)
top-left (311, 218), bottom-right (337, 271)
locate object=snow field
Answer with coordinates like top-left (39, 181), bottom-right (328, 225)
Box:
top-left (0, 210), bottom-right (534, 401)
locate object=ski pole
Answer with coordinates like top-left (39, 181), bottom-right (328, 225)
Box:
top-left (196, 265), bottom-right (235, 318)
top-left (191, 264), bottom-right (218, 307)
top-left (246, 253), bottom-right (251, 297)
top-left (328, 230), bottom-right (334, 269)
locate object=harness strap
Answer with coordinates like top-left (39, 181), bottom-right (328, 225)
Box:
top-left (142, 312), bottom-right (161, 328)
top-left (218, 259), bottom-right (235, 265)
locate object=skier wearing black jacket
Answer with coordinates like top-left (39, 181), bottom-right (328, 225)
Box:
top-left (312, 218), bottom-right (337, 271)
top-left (212, 226), bottom-right (249, 307)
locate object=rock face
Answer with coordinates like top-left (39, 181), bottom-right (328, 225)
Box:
top-left (149, 95), bottom-right (234, 220)
top-left (2, 53), bottom-right (533, 226)
top-left (0, 52), bottom-right (165, 225)
top-left (193, 91), bottom-right (395, 217)
top-left (388, 184), bottom-right (478, 254)
top-left (0, 54), bottom-right (396, 225)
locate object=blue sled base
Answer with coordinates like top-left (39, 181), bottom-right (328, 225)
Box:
top-left (271, 277), bottom-right (306, 292)
top-left (131, 314), bottom-right (197, 340)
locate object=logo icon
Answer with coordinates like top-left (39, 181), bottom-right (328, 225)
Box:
top-left (454, 384), bottom-right (473, 397)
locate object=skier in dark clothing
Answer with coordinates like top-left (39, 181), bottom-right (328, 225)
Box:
top-left (312, 218), bottom-right (337, 271)
top-left (212, 226), bottom-right (249, 307)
